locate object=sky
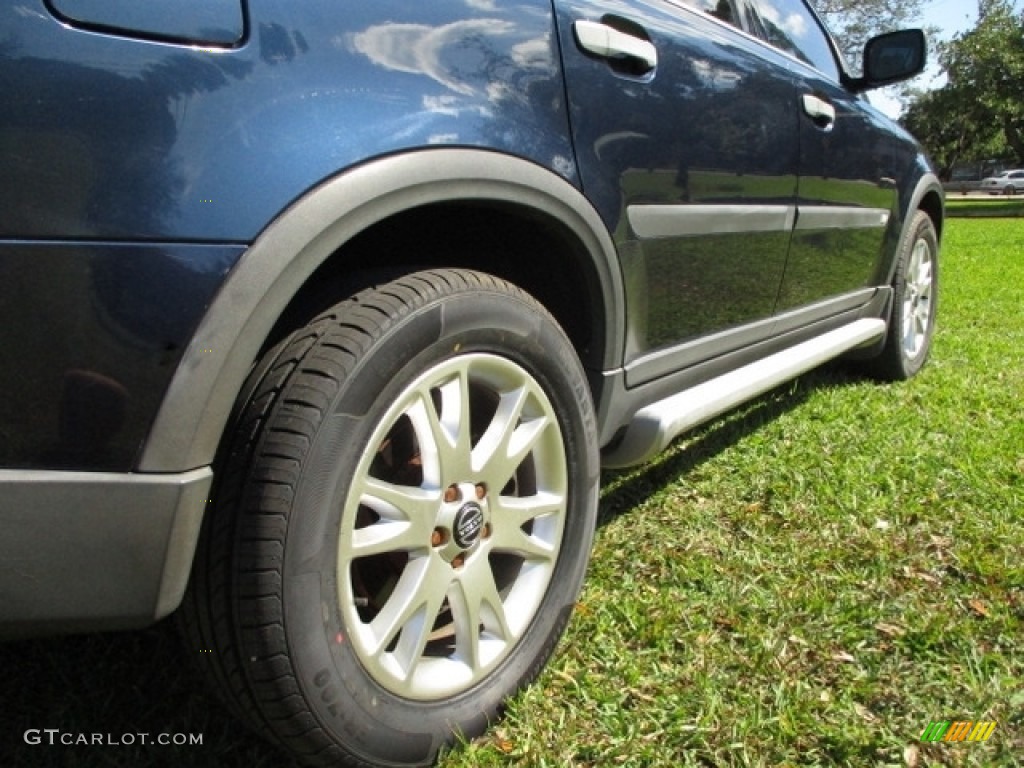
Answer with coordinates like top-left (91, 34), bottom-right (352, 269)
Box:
top-left (919, 0), bottom-right (979, 83)
top-left (924, 0), bottom-right (979, 41)
top-left (869, 0), bottom-right (1023, 117)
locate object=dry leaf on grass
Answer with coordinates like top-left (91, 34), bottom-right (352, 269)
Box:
top-left (968, 599), bottom-right (991, 618)
top-left (875, 622), bottom-right (907, 637)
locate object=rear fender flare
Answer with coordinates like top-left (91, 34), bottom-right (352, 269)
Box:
top-left (138, 149), bottom-right (623, 472)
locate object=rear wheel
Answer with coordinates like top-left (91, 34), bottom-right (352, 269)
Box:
top-left (863, 210), bottom-right (938, 381)
top-left (180, 269), bottom-right (600, 766)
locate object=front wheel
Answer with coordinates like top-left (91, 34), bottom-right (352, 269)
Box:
top-left (180, 270), bottom-right (600, 766)
top-left (863, 210), bottom-right (939, 381)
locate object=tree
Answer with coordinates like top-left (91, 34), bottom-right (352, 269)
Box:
top-left (813, 0), bottom-right (928, 66)
top-left (901, 85), bottom-right (1002, 176)
top-left (942, 0), bottom-right (1024, 161)
top-left (901, 0), bottom-right (1024, 173)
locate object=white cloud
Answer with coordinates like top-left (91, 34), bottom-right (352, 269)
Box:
top-left (759, 2), bottom-right (808, 39)
top-left (352, 20), bottom-right (516, 96)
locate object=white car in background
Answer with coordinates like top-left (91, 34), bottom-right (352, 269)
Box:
top-left (981, 169), bottom-right (1024, 195)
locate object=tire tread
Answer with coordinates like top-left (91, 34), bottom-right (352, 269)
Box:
top-left (178, 270), bottom-right (591, 767)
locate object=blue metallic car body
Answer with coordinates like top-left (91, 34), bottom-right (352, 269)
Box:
top-left (1, 0), bottom-right (578, 470)
top-left (4, 1), bottom-right (576, 242)
top-left (0, 0), bottom-right (942, 638)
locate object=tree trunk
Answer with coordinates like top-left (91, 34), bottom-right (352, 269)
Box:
top-left (1003, 117), bottom-right (1024, 164)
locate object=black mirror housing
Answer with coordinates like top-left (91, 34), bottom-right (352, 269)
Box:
top-left (846, 29), bottom-right (926, 92)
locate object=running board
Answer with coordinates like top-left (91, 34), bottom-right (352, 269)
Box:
top-left (602, 318), bottom-right (887, 468)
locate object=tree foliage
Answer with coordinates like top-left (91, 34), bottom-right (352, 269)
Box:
top-left (944, 0), bottom-right (1024, 160)
top-left (813, 0), bottom-right (928, 66)
top-left (902, 0), bottom-right (1024, 175)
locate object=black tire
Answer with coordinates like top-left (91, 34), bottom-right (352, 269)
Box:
top-left (863, 210), bottom-right (939, 381)
top-left (179, 270), bottom-right (600, 767)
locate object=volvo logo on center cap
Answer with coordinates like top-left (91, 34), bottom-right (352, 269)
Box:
top-left (453, 502), bottom-right (485, 549)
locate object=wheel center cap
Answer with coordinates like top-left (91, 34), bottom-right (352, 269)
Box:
top-left (453, 502), bottom-right (485, 549)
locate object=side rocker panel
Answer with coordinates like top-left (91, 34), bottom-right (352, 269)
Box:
top-left (138, 150), bottom-right (624, 473)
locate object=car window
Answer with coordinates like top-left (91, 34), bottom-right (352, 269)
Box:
top-left (671, 0), bottom-right (742, 29)
top-left (752, 0), bottom-right (839, 80)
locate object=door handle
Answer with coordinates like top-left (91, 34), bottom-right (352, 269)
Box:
top-left (573, 20), bottom-right (657, 72)
top-left (802, 94), bottom-right (836, 129)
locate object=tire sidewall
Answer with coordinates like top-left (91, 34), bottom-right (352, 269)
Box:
top-left (889, 211), bottom-right (939, 379)
top-left (280, 283), bottom-right (599, 764)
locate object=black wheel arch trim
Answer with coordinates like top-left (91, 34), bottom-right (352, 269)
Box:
top-left (138, 149), bottom-right (624, 473)
top-left (905, 173), bottom-right (944, 246)
top-left (876, 170), bottom-right (943, 289)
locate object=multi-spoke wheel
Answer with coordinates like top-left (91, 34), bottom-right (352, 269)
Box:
top-left (180, 270), bottom-right (599, 767)
top-left (900, 231), bottom-right (935, 362)
top-left (864, 210), bottom-right (939, 380)
top-left (341, 353), bottom-right (569, 700)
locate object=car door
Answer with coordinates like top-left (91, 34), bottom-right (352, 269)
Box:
top-left (749, 0), bottom-right (898, 321)
top-left (552, 0), bottom-right (801, 385)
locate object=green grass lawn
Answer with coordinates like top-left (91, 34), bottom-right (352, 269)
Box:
top-left (2, 219), bottom-right (1021, 767)
top-left (443, 218), bottom-right (1024, 767)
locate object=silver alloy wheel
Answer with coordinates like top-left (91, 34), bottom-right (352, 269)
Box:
top-left (902, 235), bottom-right (934, 361)
top-left (337, 353), bottom-right (568, 700)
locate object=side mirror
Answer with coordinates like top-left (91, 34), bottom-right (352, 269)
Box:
top-left (846, 29), bottom-right (926, 92)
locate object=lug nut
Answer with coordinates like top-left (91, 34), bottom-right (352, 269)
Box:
top-left (451, 554), bottom-right (465, 569)
top-left (474, 483), bottom-right (487, 500)
top-left (431, 527), bottom-right (448, 547)
top-left (482, 523), bottom-right (492, 540)
top-left (444, 485), bottom-right (461, 503)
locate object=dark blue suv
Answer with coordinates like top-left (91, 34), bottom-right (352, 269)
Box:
top-left (1, 1), bottom-right (941, 765)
